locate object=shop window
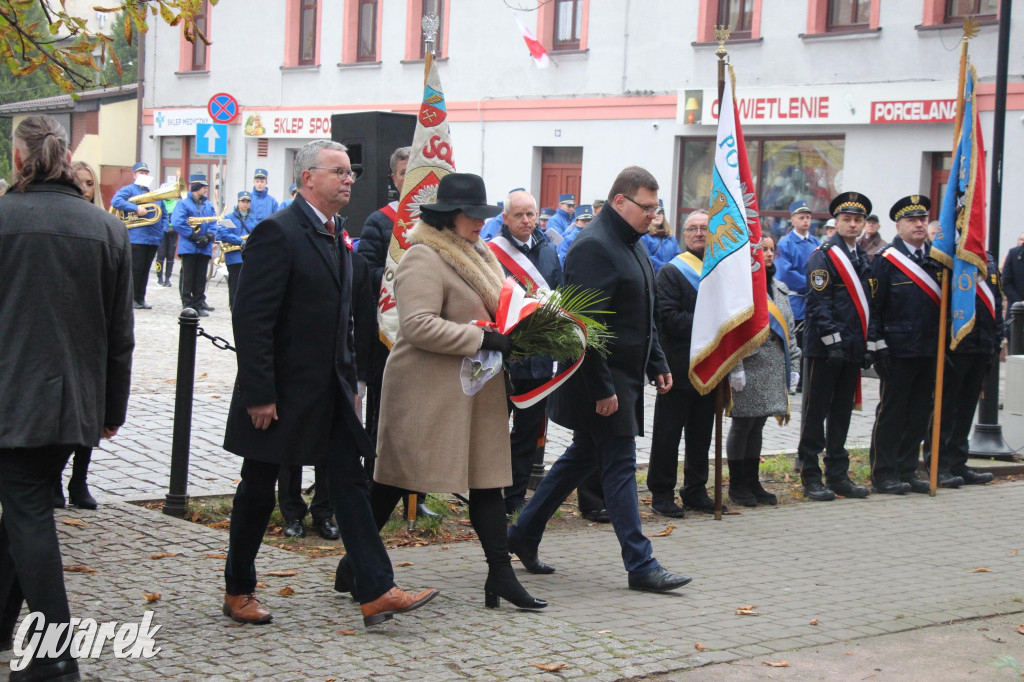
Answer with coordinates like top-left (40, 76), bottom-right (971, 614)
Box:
top-left (828, 0), bottom-right (870, 31)
top-left (676, 136), bottom-right (844, 241)
top-left (357, 0), bottom-right (378, 62)
top-left (298, 0), bottom-right (318, 65)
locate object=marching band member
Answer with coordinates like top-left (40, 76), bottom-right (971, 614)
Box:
top-left (171, 173), bottom-right (217, 316)
top-left (217, 191), bottom-right (257, 309)
top-left (111, 162), bottom-right (166, 310)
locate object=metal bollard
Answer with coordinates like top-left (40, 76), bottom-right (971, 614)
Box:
top-left (1010, 302), bottom-right (1024, 356)
top-left (164, 308), bottom-right (200, 518)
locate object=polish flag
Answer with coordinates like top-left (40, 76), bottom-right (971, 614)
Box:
top-left (514, 15), bottom-right (550, 69)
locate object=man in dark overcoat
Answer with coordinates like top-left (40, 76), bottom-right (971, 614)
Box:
top-left (222, 139), bottom-right (438, 628)
top-left (507, 166), bottom-right (692, 593)
top-left (0, 115), bottom-right (134, 682)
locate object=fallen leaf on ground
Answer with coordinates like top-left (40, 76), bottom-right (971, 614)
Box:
top-left (845, 652), bottom-right (852, 655)
top-left (530, 663), bottom-right (569, 672)
top-left (1010, 550), bottom-right (1018, 555)
top-left (142, 592), bottom-right (161, 602)
top-left (207, 521), bottom-right (231, 529)
top-left (279, 586), bottom-right (295, 596)
top-left (736, 605), bottom-right (759, 616)
top-left (255, 582), bottom-right (267, 589)
top-left (266, 570), bottom-right (298, 577)
top-left (211, 395), bottom-right (221, 399)
top-left (1016, 624), bottom-right (1024, 635)
top-left (336, 630), bottom-right (355, 636)
top-left (695, 642), bottom-right (706, 651)
top-left (204, 553), bottom-right (227, 559)
top-left (64, 565), bottom-right (97, 573)
top-left (188, 511), bottom-right (201, 522)
top-left (810, 619), bottom-right (819, 626)
top-left (970, 567), bottom-right (992, 573)
top-left (198, 373), bottom-right (207, 379)
top-left (150, 553), bottom-right (179, 560)
top-left (62, 518), bottom-right (87, 528)
top-left (232, 478), bottom-right (241, 485)
top-left (647, 524), bottom-right (677, 538)
top-left (395, 561), bottom-right (414, 567)
top-left (598, 630), bottom-right (612, 634)
top-left (762, 660), bottom-right (790, 668)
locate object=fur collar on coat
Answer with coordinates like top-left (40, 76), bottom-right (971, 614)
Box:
top-left (408, 221), bottom-right (506, 315)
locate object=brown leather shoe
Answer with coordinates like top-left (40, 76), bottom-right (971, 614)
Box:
top-left (360, 586), bottom-right (440, 627)
top-left (223, 593), bottom-right (273, 624)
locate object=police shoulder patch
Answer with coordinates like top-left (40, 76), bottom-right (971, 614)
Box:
top-left (811, 269), bottom-right (829, 291)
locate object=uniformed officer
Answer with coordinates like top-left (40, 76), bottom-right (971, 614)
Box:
top-left (216, 190), bottom-right (257, 309)
top-left (775, 200), bottom-right (819, 352)
top-left (249, 168), bottom-right (279, 222)
top-left (544, 193), bottom-right (576, 236)
top-left (926, 252), bottom-right (1002, 486)
top-left (556, 204), bottom-right (594, 265)
top-left (868, 195), bottom-right (939, 495)
top-left (279, 183), bottom-right (297, 210)
top-left (111, 161), bottom-right (167, 309)
top-left (171, 173), bottom-right (217, 316)
top-left (797, 192), bottom-right (874, 501)
top-left (539, 207), bottom-right (562, 246)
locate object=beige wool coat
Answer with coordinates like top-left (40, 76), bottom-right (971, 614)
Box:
top-left (374, 223), bottom-right (512, 492)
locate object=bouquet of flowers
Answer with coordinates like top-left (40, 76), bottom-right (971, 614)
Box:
top-left (461, 278), bottom-right (613, 406)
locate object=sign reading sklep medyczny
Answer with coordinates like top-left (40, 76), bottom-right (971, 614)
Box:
top-left (11, 612), bottom-right (161, 671)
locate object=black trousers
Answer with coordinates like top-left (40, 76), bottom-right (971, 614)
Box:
top-left (798, 357), bottom-right (859, 484)
top-left (648, 384), bottom-right (715, 501)
top-left (0, 445), bottom-right (74, 661)
top-left (131, 243), bottom-right (158, 304)
top-left (870, 357), bottom-right (935, 484)
top-left (727, 416), bottom-right (769, 461)
top-left (576, 470), bottom-right (606, 515)
top-left (227, 263), bottom-right (242, 309)
top-left (924, 353), bottom-right (991, 474)
top-left (503, 377), bottom-right (549, 513)
top-left (179, 253), bottom-right (210, 310)
top-left (155, 231), bottom-right (177, 280)
top-left (277, 465), bottom-right (331, 523)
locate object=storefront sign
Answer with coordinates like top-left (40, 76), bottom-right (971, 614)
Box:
top-left (152, 108), bottom-right (214, 136)
top-left (241, 110), bottom-right (336, 138)
top-left (679, 82), bottom-right (956, 126)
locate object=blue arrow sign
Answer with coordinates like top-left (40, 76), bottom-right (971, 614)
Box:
top-left (195, 123), bottom-right (227, 156)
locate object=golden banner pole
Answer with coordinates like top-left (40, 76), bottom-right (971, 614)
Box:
top-left (712, 26), bottom-right (730, 521)
top-left (929, 19), bottom-right (976, 497)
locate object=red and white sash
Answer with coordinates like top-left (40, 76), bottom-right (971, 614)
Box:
top-left (826, 246), bottom-right (870, 340)
top-left (978, 280), bottom-right (996, 320)
top-left (881, 248), bottom-right (940, 306)
top-left (488, 236), bottom-right (550, 291)
top-left (380, 201), bottom-right (399, 224)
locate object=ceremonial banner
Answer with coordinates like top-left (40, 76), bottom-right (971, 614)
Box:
top-left (689, 74), bottom-right (769, 395)
top-left (514, 15), bottom-right (551, 69)
top-left (933, 65), bottom-right (987, 350)
top-left (377, 59), bottom-right (456, 346)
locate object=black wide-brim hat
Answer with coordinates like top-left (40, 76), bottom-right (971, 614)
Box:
top-left (890, 195), bottom-right (931, 222)
top-left (829, 191), bottom-right (871, 218)
top-left (420, 173), bottom-right (502, 219)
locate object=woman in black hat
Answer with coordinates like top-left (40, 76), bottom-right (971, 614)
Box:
top-left (337, 173), bottom-right (546, 611)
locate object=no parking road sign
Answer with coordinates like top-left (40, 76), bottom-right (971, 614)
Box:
top-left (207, 93), bottom-right (238, 124)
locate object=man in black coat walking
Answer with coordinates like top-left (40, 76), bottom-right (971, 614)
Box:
top-left (0, 115), bottom-right (134, 682)
top-left (507, 166), bottom-right (692, 594)
top-left (222, 140), bottom-right (437, 628)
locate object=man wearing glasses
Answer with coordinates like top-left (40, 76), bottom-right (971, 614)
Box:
top-left (509, 166), bottom-right (692, 594)
top-left (648, 209), bottom-right (723, 518)
top-left (222, 139), bottom-right (439, 627)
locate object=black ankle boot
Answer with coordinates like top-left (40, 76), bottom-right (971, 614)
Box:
top-left (67, 449), bottom-right (97, 510)
top-left (728, 460), bottom-right (757, 507)
top-left (749, 459), bottom-right (777, 505)
top-left (484, 565), bottom-right (546, 610)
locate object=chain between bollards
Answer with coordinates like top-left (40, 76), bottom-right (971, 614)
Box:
top-left (164, 308), bottom-right (200, 518)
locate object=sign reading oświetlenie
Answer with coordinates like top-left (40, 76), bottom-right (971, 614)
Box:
top-left (677, 82), bottom-right (957, 126)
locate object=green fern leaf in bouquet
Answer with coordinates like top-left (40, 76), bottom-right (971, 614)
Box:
top-left (508, 284), bottom-right (615, 366)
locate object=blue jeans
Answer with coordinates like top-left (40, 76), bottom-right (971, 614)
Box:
top-left (509, 431), bottom-right (659, 579)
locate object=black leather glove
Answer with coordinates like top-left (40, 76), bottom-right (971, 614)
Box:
top-left (480, 329), bottom-right (512, 358)
top-left (827, 346), bottom-right (844, 368)
top-left (874, 348), bottom-right (891, 380)
top-left (861, 351), bottom-right (874, 371)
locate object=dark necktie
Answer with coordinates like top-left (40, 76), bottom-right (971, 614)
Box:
top-left (324, 218), bottom-right (335, 236)
top-left (519, 242), bottom-right (530, 256)
top-left (913, 249), bottom-right (923, 264)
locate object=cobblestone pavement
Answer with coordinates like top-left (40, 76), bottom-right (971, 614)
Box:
top-left (77, 272), bottom-right (884, 502)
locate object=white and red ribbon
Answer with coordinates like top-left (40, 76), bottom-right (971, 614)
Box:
top-left (488, 236), bottom-right (549, 292)
top-left (881, 248), bottom-right (940, 305)
top-left (978, 280), bottom-right (996, 320)
top-left (475, 277), bottom-right (588, 409)
top-left (827, 246), bottom-right (870, 340)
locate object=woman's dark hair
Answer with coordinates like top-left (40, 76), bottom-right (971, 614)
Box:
top-left (11, 115), bottom-right (76, 192)
top-left (420, 209), bottom-right (460, 231)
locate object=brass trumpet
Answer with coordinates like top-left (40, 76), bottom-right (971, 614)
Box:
top-left (188, 210), bottom-right (231, 232)
top-left (220, 233), bottom-right (249, 254)
top-left (111, 177), bottom-right (188, 229)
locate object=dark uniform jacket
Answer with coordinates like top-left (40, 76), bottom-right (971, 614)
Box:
top-left (1000, 245), bottom-right (1024, 319)
top-left (654, 251), bottom-right (699, 384)
top-left (871, 237), bottom-right (941, 357)
top-left (494, 224), bottom-right (564, 380)
top-left (548, 206), bottom-right (669, 437)
top-left (951, 252), bottom-right (1003, 356)
top-left (803, 233), bottom-right (873, 362)
top-left (357, 204), bottom-right (397, 292)
top-left (223, 194), bottom-right (373, 467)
top-left (0, 181), bottom-right (134, 448)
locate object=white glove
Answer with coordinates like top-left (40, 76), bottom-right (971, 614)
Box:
top-left (730, 370), bottom-right (746, 392)
top-left (357, 380), bottom-right (367, 399)
top-left (790, 371), bottom-right (800, 392)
